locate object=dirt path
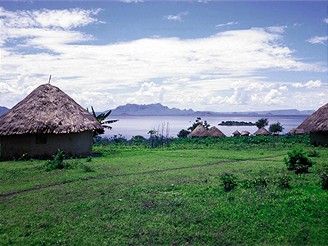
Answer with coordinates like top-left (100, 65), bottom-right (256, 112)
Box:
top-left (0, 154), bottom-right (284, 199)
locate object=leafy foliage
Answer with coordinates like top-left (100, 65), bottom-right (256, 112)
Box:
top-left (277, 174), bottom-right (292, 189)
top-left (220, 172), bottom-right (238, 192)
top-left (187, 117), bottom-right (210, 131)
top-left (269, 122), bottom-right (284, 134)
top-left (89, 106), bottom-right (118, 137)
top-left (320, 169), bottom-right (328, 190)
top-left (44, 150), bottom-right (70, 171)
top-left (255, 118), bottom-right (269, 129)
top-left (177, 129), bottom-right (191, 138)
top-left (284, 148), bottom-right (314, 174)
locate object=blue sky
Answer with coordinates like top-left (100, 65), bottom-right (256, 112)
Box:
top-left (0, 1), bottom-right (327, 112)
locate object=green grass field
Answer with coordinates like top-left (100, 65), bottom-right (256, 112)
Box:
top-left (1, 135), bottom-right (327, 245)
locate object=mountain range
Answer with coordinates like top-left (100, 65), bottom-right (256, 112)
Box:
top-left (0, 103), bottom-right (314, 117)
top-left (109, 103), bottom-right (314, 117)
top-left (0, 106), bottom-right (9, 116)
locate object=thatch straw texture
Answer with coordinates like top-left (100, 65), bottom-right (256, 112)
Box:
top-left (289, 128), bottom-right (305, 135)
top-left (254, 127), bottom-right (270, 136)
top-left (208, 126), bottom-right (226, 137)
top-left (188, 124), bottom-right (210, 138)
top-left (240, 131), bottom-right (250, 136)
top-left (297, 103), bottom-right (328, 133)
top-left (232, 130), bottom-right (241, 136)
top-left (0, 84), bottom-right (103, 136)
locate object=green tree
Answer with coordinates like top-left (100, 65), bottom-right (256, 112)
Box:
top-left (255, 118), bottom-right (269, 129)
top-left (177, 129), bottom-right (191, 138)
top-left (89, 107), bottom-right (118, 137)
top-left (269, 122), bottom-right (284, 135)
top-left (187, 117), bottom-right (211, 131)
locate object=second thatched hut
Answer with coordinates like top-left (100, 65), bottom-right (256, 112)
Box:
top-left (296, 103), bottom-right (328, 146)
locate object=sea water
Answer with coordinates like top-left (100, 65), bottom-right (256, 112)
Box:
top-left (103, 115), bottom-right (308, 139)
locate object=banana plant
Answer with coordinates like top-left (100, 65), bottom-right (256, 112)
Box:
top-left (89, 106), bottom-right (118, 136)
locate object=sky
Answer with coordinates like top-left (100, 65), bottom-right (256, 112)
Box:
top-left (0, 0), bottom-right (327, 112)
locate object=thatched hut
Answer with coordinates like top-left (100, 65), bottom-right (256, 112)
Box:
top-left (240, 131), bottom-right (250, 136)
top-left (208, 126), bottom-right (226, 137)
top-left (188, 124), bottom-right (210, 138)
top-left (296, 103), bottom-right (328, 146)
top-left (232, 130), bottom-right (241, 137)
top-left (254, 127), bottom-right (270, 136)
top-left (289, 128), bottom-right (305, 135)
top-left (0, 84), bottom-right (103, 159)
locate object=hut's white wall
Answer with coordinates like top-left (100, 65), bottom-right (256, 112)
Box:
top-left (310, 132), bottom-right (328, 147)
top-left (0, 131), bottom-right (93, 158)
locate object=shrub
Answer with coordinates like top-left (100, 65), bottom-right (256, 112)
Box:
top-left (80, 164), bottom-right (94, 173)
top-left (220, 172), bottom-right (238, 192)
top-left (308, 149), bottom-right (320, 157)
top-left (284, 148), bottom-right (314, 174)
top-left (277, 174), bottom-right (292, 189)
top-left (44, 150), bottom-right (70, 171)
top-left (320, 170), bottom-right (328, 190)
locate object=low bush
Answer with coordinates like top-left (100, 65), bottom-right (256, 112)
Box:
top-left (284, 148), bottom-right (314, 174)
top-left (308, 149), bottom-right (320, 157)
top-left (44, 150), bottom-right (71, 171)
top-left (320, 170), bottom-right (328, 190)
top-left (220, 172), bottom-right (238, 192)
top-left (277, 174), bottom-right (292, 189)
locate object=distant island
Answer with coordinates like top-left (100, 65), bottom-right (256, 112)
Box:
top-left (218, 121), bottom-right (256, 126)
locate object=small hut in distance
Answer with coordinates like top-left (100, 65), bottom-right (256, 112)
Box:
top-left (188, 125), bottom-right (226, 138)
top-left (254, 127), bottom-right (270, 136)
top-left (208, 126), bottom-right (226, 137)
top-left (296, 103), bottom-right (328, 146)
top-left (232, 130), bottom-right (241, 137)
top-left (0, 84), bottom-right (103, 159)
top-left (188, 124), bottom-right (210, 138)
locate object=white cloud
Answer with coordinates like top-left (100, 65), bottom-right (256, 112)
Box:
top-left (266, 26), bottom-right (287, 34)
top-left (165, 12), bottom-right (188, 22)
top-left (307, 36), bottom-right (328, 45)
top-left (292, 80), bottom-right (322, 88)
top-left (324, 18), bottom-right (328, 24)
top-left (0, 7), bottom-right (326, 112)
top-left (216, 21), bottom-right (238, 28)
top-left (0, 7), bottom-right (101, 29)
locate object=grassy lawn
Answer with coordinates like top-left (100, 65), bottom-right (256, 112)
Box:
top-left (1, 135), bottom-right (327, 245)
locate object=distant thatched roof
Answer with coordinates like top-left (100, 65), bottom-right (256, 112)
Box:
top-left (188, 124), bottom-right (210, 138)
top-left (297, 103), bottom-right (328, 133)
top-left (240, 131), bottom-right (250, 136)
top-left (232, 130), bottom-right (241, 136)
top-left (208, 126), bottom-right (226, 137)
top-left (0, 84), bottom-right (103, 136)
top-left (254, 127), bottom-right (270, 136)
top-left (289, 128), bottom-right (305, 135)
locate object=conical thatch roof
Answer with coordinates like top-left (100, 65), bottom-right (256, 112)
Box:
top-left (289, 128), bottom-right (305, 135)
top-left (188, 124), bottom-right (210, 138)
top-left (232, 130), bottom-right (241, 136)
top-left (0, 84), bottom-right (103, 136)
top-left (254, 127), bottom-right (270, 136)
top-left (296, 103), bottom-right (328, 133)
top-left (240, 131), bottom-right (250, 136)
top-left (208, 126), bottom-right (226, 137)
